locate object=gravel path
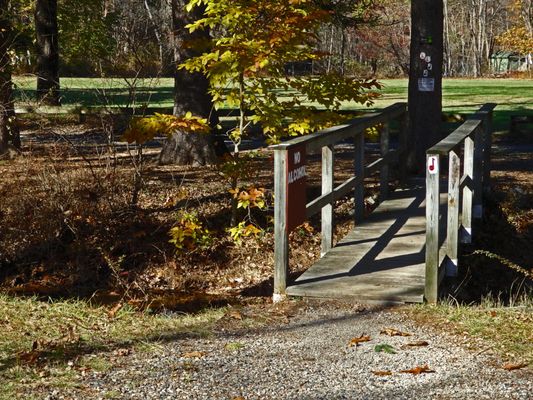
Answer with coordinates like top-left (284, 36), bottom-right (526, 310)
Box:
top-left (62, 302), bottom-right (531, 400)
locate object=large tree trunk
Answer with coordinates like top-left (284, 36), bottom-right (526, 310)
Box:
top-left (159, 0), bottom-right (218, 166)
top-left (407, 0), bottom-right (444, 174)
top-left (35, 0), bottom-right (60, 106)
top-left (0, 0), bottom-right (20, 158)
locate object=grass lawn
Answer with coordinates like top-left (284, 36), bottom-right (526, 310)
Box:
top-left (13, 77), bottom-right (533, 131)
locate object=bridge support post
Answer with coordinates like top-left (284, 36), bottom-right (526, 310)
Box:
top-left (473, 126), bottom-right (484, 219)
top-left (446, 150), bottom-right (460, 277)
top-left (273, 149), bottom-right (289, 301)
top-left (482, 109), bottom-right (493, 195)
top-left (321, 145), bottom-right (334, 256)
top-left (380, 122), bottom-right (390, 202)
top-left (425, 153), bottom-right (440, 303)
top-left (461, 136), bottom-right (474, 243)
top-left (354, 133), bottom-right (365, 223)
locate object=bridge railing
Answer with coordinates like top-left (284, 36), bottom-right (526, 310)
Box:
top-left (425, 103), bottom-right (496, 303)
top-left (270, 102), bottom-right (408, 301)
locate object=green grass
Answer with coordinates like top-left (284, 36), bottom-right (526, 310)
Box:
top-left (13, 76), bottom-right (533, 131)
top-left (405, 295), bottom-right (533, 368)
top-left (0, 293), bottom-right (225, 398)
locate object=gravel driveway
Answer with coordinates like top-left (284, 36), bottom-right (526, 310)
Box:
top-left (58, 301), bottom-right (531, 400)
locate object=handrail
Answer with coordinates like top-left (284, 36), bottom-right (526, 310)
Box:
top-left (271, 102), bottom-right (409, 301)
top-left (425, 103), bottom-right (496, 303)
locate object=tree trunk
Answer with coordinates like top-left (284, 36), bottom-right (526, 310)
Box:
top-left (35, 0), bottom-right (60, 106)
top-left (407, 0), bottom-right (444, 174)
top-left (0, 0), bottom-right (20, 158)
top-left (159, 0), bottom-right (218, 166)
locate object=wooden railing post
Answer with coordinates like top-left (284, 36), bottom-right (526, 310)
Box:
top-left (399, 111), bottom-right (409, 183)
top-left (473, 126), bottom-right (484, 219)
top-left (447, 150), bottom-right (461, 277)
top-left (425, 153), bottom-right (440, 303)
top-left (462, 135), bottom-right (474, 244)
top-left (379, 122), bottom-right (390, 202)
top-left (273, 149), bottom-right (289, 301)
top-left (354, 133), bottom-right (365, 223)
top-left (321, 145), bottom-right (334, 256)
top-left (482, 109), bottom-right (493, 195)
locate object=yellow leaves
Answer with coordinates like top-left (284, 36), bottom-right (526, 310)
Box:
top-left (230, 187), bottom-right (267, 210)
top-left (168, 212), bottom-right (211, 251)
top-left (228, 221), bottom-right (262, 244)
top-left (123, 113), bottom-right (210, 145)
top-left (497, 26), bottom-right (533, 55)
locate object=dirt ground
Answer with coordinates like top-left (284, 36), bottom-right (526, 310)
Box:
top-left (0, 118), bottom-right (531, 309)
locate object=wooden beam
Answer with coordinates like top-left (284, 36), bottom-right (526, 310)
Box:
top-left (425, 154), bottom-right (440, 303)
top-left (273, 150), bottom-right (289, 301)
top-left (354, 132), bottom-right (365, 223)
top-left (380, 122), bottom-right (390, 202)
top-left (446, 150), bottom-right (460, 277)
top-left (321, 145), bottom-right (334, 256)
top-left (461, 136), bottom-right (474, 244)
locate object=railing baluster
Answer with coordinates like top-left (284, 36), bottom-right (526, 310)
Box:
top-left (447, 150), bottom-right (461, 277)
top-left (354, 133), bottom-right (365, 223)
top-left (462, 135), bottom-right (474, 244)
top-left (482, 108), bottom-right (493, 195)
top-left (380, 122), bottom-right (390, 202)
top-left (473, 126), bottom-right (484, 219)
top-left (321, 145), bottom-right (334, 256)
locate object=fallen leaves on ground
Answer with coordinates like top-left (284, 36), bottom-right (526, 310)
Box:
top-left (380, 328), bottom-right (412, 337)
top-left (372, 370), bottom-right (393, 376)
top-left (400, 365), bottom-right (435, 374)
top-left (182, 351), bottom-right (206, 358)
top-left (402, 340), bottom-right (430, 348)
top-left (502, 362), bottom-right (528, 371)
top-left (348, 334), bottom-right (371, 347)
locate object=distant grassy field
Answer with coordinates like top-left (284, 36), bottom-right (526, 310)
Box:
top-left (13, 76), bottom-right (533, 131)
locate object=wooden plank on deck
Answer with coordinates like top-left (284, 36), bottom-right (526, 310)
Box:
top-left (287, 184), bottom-right (446, 304)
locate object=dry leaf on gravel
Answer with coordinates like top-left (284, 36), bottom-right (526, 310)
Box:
top-left (400, 365), bottom-right (435, 374)
top-left (502, 362), bottom-right (528, 371)
top-left (380, 328), bottom-right (411, 337)
top-left (372, 370), bottom-right (393, 376)
top-left (402, 340), bottom-right (429, 348)
top-left (182, 351), bottom-right (206, 358)
top-left (348, 334), bottom-right (371, 347)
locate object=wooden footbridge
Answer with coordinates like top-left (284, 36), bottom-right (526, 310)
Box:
top-left (271, 103), bottom-right (496, 304)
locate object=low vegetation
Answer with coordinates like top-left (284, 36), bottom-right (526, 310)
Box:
top-left (405, 296), bottom-right (532, 368)
top-left (0, 293), bottom-right (226, 399)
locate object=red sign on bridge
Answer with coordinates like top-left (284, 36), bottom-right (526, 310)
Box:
top-left (286, 145), bottom-right (307, 232)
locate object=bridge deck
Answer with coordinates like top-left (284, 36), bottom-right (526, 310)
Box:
top-left (287, 184), bottom-right (446, 304)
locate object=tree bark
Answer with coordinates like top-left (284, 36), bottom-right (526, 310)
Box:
top-left (0, 0), bottom-right (20, 158)
top-left (159, 0), bottom-right (218, 166)
top-left (407, 0), bottom-right (444, 174)
top-left (35, 0), bottom-right (60, 106)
